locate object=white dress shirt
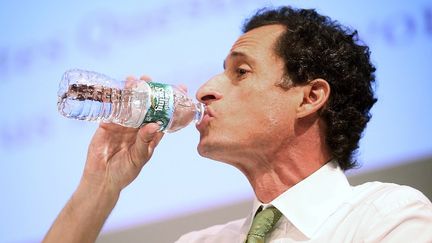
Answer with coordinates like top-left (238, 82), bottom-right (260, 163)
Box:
top-left (176, 162), bottom-right (432, 242)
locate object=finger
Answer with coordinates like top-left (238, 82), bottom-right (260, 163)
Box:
top-left (125, 79), bottom-right (139, 89)
top-left (124, 76), bottom-right (138, 89)
top-left (151, 131), bottom-right (165, 148)
top-left (99, 121), bottom-right (129, 131)
top-left (137, 123), bottom-right (160, 145)
top-left (126, 76), bottom-right (137, 81)
top-left (177, 84), bottom-right (188, 93)
top-left (144, 131), bottom-right (164, 159)
top-left (130, 123), bottom-right (161, 164)
top-left (140, 75), bottom-right (152, 82)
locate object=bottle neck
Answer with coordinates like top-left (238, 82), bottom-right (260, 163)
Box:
top-left (194, 102), bottom-right (205, 124)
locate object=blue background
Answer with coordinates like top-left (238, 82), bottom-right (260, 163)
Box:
top-left (0, 0), bottom-right (431, 242)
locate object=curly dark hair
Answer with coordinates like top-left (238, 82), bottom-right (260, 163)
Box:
top-left (243, 6), bottom-right (377, 170)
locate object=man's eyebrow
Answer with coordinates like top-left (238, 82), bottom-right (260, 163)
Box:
top-left (223, 51), bottom-right (254, 70)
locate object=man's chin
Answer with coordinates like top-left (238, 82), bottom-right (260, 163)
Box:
top-left (196, 141), bottom-right (220, 160)
top-left (196, 141), bottom-right (233, 163)
top-left (196, 141), bottom-right (210, 158)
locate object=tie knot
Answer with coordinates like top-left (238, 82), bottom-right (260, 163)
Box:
top-left (246, 206), bottom-right (282, 242)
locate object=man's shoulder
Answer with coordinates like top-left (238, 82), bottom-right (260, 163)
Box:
top-left (346, 181), bottom-right (432, 241)
top-left (351, 181), bottom-right (431, 215)
top-left (174, 217), bottom-right (246, 243)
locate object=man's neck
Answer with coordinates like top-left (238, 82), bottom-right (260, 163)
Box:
top-left (248, 157), bottom-right (328, 203)
top-left (240, 121), bottom-right (331, 203)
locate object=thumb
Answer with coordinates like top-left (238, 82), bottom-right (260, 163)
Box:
top-left (138, 123), bottom-right (161, 145)
top-left (130, 123), bottom-right (162, 165)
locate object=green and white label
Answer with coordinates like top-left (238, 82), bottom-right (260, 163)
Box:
top-left (142, 82), bottom-right (174, 130)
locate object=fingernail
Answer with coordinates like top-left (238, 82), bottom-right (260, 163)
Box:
top-left (156, 121), bottom-right (164, 131)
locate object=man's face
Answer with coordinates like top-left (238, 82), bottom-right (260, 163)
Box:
top-left (195, 24), bottom-right (304, 166)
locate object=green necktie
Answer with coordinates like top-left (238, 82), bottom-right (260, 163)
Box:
top-left (245, 206), bottom-right (282, 243)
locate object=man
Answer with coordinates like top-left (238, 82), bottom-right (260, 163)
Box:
top-left (44, 6), bottom-right (432, 243)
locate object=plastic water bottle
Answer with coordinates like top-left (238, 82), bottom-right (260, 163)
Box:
top-left (57, 69), bottom-right (205, 133)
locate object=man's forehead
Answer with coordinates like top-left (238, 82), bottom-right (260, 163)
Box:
top-left (229, 24), bottom-right (285, 55)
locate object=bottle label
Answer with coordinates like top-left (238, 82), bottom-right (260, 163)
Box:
top-left (143, 82), bottom-right (174, 130)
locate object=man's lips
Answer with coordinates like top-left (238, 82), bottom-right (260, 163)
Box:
top-left (205, 106), bottom-right (215, 118)
top-left (196, 107), bottom-right (215, 131)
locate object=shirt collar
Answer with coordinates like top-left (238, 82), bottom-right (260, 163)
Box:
top-left (273, 161), bottom-right (352, 238)
top-left (245, 161), bottom-right (352, 239)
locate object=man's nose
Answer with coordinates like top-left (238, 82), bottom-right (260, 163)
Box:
top-left (196, 75), bottom-right (223, 105)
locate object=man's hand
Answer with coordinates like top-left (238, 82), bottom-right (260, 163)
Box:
top-left (83, 121), bottom-right (163, 193)
top-left (83, 75), bottom-right (163, 192)
top-left (43, 76), bottom-right (164, 243)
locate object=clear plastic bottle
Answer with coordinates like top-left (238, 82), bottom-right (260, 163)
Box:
top-left (57, 69), bottom-right (204, 133)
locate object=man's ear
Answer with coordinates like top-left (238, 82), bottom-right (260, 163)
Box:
top-left (296, 78), bottom-right (330, 118)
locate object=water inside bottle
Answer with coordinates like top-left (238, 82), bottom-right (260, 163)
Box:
top-left (58, 83), bottom-right (149, 128)
top-left (58, 84), bottom-right (115, 121)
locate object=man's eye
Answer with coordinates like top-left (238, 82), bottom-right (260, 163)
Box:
top-left (236, 68), bottom-right (249, 77)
